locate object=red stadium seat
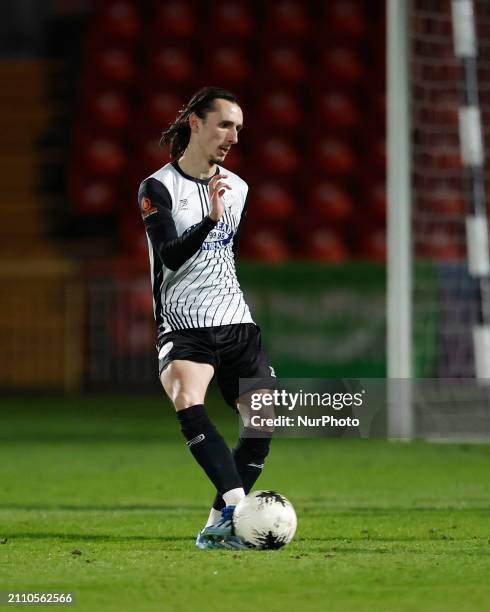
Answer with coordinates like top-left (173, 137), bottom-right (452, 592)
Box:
top-left (323, 0), bottom-right (368, 39)
top-left (262, 48), bottom-right (307, 83)
top-left (257, 138), bottom-right (300, 174)
top-left (361, 132), bottom-right (386, 176)
top-left (153, 1), bottom-right (196, 40)
top-left (210, 1), bottom-right (254, 40)
top-left (220, 147), bottom-right (242, 173)
top-left (86, 90), bottom-right (131, 131)
top-left (119, 210), bottom-right (150, 260)
top-left (314, 138), bottom-right (356, 177)
top-left (95, 0), bottom-right (141, 43)
top-left (107, 277), bottom-right (155, 355)
top-left (250, 181), bottom-right (295, 222)
top-left (264, 1), bottom-right (310, 40)
top-left (359, 228), bottom-right (386, 261)
top-left (92, 47), bottom-right (137, 86)
top-left (367, 180), bottom-right (387, 220)
top-left (138, 138), bottom-right (171, 174)
top-left (141, 91), bottom-right (183, 129)
top-left (71, 176), bottom-right (119, 215)
top-left (256, 91), bottom-right (303, 131)
top-left (307, 181), bottom-right (353, 223)
top-left (245, 230), bottom-right (290, 262)
top-left (417, 229), bottom-right (465, 260)
top-left (205, 47), bottom-right (250, 84)
top-left (150, 47), bottom-right (195, 84)
top-left (80, 137), bottom-right (128, 177)
top-left (421, 184), bottom-right (465, 215)
top-left (423, 135), bottom-right (461, 170)
top-left (319, 46), bottom-right (364, 87)
top-left (304, 229), bottom-right (349, 262)
top-left (316, 91), bottom-right (359, 132)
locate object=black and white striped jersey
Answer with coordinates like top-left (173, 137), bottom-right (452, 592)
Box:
top-left (138, 160), bottom-right (254, 337)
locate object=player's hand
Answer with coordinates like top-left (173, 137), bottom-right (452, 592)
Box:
top-left (209, 174), bottom-right (231, 222)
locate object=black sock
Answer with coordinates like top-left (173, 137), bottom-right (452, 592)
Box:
top-left (212, 428), bottom-right (272, 510)
top-left (176, 404), bottom-right (243, 495)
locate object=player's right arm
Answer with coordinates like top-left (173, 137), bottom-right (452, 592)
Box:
top-left (138, 178), bottom-right (216, 271)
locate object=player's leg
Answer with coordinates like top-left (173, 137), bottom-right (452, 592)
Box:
top-left (208, 388), bottom-right (274, 519)
top-left (160, 359), bottom-right (245, 507)
top-left (207, 323), bottom-right (276, 521)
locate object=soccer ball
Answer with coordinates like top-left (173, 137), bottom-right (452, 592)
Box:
top-left (233, 490), bottom-right (297, 549)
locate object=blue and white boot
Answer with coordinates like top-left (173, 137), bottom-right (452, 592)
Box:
top-left (195, 506), bottom-right (249, 550)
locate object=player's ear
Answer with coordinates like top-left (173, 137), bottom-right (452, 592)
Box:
top-left (188, 112), bottom-right (200, 133)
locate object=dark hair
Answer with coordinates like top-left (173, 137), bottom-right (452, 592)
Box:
top-left (160, 86), bottom-right (239, 161)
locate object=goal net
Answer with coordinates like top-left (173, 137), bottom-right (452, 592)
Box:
top-left (399, 0), bottom-right (490, 437)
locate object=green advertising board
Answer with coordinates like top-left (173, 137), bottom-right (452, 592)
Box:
top-left (238, 262), bottom-right (386, 378)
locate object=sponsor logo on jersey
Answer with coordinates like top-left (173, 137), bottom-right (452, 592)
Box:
top-left (140, 196), bottom-right (158, 219)
top-left (184, 220), bottom-right (234, 250)
top-left (178, 198), bottom-right (190, 211)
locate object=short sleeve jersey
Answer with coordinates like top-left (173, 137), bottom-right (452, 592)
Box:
top-left (138, 161), bottom-right (254, 337)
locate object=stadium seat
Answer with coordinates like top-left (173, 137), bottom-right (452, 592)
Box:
top-left (256, 91), bottom-right (303, 131)
top-left (323, 0), bottom-right (368, 39)
top-left (314, 137), bottom-right (356, 177)
top-left (316, 90), bottom-right (359, 132)
top-left (421, 184), bottom-right (465, 215)
top-left (257, 138), bottom-right (300, 174)
top-left (80, 137), bottom-right (128, 177)
top-left (303, 229), bottom-right (349, 262)
top-left (358, 228), bottom-right (386, 260)
top-left (307, 181), bottom-right (353, 223)
top-left (417, 228), bottom-right (465, 260)
top-left (245, 230), bottom-right (290, 262)
top-left (262, 47), bottom-right (307, 83)
top-left (95, 0), bottom-right (142, 43)
top-left (264, 1), bottom-right (310, 40)
top-left (209, 1), bottom-right (254, 40)
top-left (367, 180), bottom-right (387, 220)
top-left (71, 176), bottom-right (119, 215)
top-left (86, 90), bottom-right (131, 131)
top-left (204, 47), bottom-right (250, 84)
top-left (135, 137), bottom-right (171, 175)
top-left (140, 91), bottom-right (183, 129)
top-left (153, 1), bottom-right (196, 40)
top-left (108, 279), bottom-right (155, 355)
top-left (318, 45), bottom-right (364, 87)
top-left (119, 209), bottom-right (151, 260)
top-left (90, 46), bottom-right (137, 87)
top-left (150, 47), bottom-right (195, 84)
top-left (249, 181), bottom-right (295, 223)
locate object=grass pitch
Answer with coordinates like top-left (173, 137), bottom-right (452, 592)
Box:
top-left (1, 395), bottom-right (489, 612)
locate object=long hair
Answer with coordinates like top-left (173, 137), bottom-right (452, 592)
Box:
top-left (160, 86), bottom-right (239, 161)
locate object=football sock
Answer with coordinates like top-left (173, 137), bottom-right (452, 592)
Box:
top-left (177, 404), bottom-right (243, 496)
top-left (212, 428), bottom-right (272, 511)
top-left (205, 507), bottom-right (222, 528)
top-left (222, 487), bottom-right (245, 506)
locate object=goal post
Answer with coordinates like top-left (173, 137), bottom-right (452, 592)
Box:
top-left (387, 0), bottom-right (414, 439)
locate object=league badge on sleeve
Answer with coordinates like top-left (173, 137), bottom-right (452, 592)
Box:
top-left (140, 196), bottom-right (158, 219)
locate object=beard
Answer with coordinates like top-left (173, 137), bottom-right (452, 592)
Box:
top-left (209, 154), bottom-right (224, 165)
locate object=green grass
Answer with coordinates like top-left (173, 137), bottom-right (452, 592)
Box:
top-left (1, 395), bottom-right (490, 611)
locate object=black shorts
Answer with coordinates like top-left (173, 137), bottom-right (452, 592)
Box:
top-left (157, 323), bottom-right (276, 407)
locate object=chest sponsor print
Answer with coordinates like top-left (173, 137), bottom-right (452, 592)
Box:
top-left (184, 220), bottom-right (235, 250)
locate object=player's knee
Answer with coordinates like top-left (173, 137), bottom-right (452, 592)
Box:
top-left (172, 391), bottom-right (204, 412)
top-left (237, 388), bottom-right (276, 431)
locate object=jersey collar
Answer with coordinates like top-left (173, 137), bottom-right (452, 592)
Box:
top-left (171, 160), bottom-right (220, 185)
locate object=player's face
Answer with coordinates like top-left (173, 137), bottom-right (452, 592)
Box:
top-left (196, 99), bottom-right (243, 165)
